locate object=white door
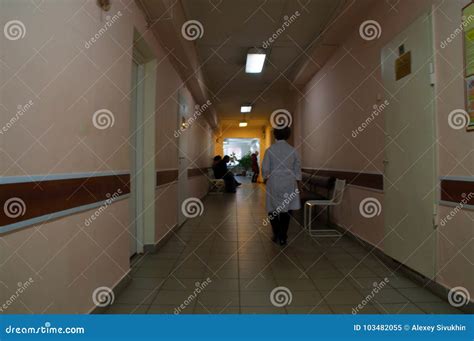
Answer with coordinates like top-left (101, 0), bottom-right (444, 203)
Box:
top-left (130, 61), bottom-right (145, 257)
top-left (381, 13), bottom-right (437, 279)
top-left (177, 89), bottom-right (188, 226)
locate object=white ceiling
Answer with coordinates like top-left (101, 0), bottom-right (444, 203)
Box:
top-left (181, 0), bottom-right (346, 124)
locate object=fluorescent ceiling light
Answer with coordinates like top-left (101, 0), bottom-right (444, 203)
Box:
top-left (239, 120), bottom-right (248, 127)
top-left (245, 49), bottom-right (266, 73)
top-left (240, 105), bottom-right (252, 113)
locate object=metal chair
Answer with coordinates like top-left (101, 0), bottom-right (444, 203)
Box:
top-left (304, 179), bottom-right (346, 237)
top-left (208, 168), bottom-right (225, 194)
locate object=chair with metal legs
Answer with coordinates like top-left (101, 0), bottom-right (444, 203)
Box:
top-left (304, 179), bottom-right (346, 237)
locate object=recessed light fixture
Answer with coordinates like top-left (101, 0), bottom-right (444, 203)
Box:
top-left (245, 48), bottom-right (266, 73)
top-left (239, 120), bottom-right (248, 127)
top-left (240, 105), bottom-right (252, 113)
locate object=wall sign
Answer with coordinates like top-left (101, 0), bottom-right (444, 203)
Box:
top-left (395, 51), bottom-right (411, 81)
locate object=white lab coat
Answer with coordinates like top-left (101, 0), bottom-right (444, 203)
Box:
top-left (262, 140), bottom-right (302, 213)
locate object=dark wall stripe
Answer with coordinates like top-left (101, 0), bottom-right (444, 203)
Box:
top-left (440, 179), bottom-right (474, 206)
top-left (188, 167), bottom-right (209, 178)
top-left (156, 170), bottom-right (179, 186)
top-left (302, 168), bottom-right (383, 190)
top-left (0, 174), bottom-right (130, 227)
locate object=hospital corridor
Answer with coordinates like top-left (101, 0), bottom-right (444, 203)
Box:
top-left (0, 0), bottom-right (473, 324)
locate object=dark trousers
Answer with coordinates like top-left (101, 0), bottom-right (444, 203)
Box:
top-left (223, 173), bottom-right (236, 192)
top-left (251, 170), bottom-right (259, 182)
top-left (269, 211), bottom-right (290, 242)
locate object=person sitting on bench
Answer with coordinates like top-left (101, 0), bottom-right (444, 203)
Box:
top-left (213, 155), bottom-right (241, 193)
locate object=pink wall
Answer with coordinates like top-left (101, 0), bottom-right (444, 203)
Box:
top-left (296, 0), bottom-right (473, 297)
top-left (0, 0), bottom-right (213, 313)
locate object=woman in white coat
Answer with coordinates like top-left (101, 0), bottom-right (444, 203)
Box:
top-left (262, 127), bottom-right (302, 245)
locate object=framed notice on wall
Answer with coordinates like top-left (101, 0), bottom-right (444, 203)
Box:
top-left (463, 2), bottom-right (474, 131)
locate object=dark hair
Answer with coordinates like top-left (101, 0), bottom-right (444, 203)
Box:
top-left (223, 155), bottom-right (230, 162)
top-left (213, 155), bottom-right (222, 161)
top-left (273, 127), bottom-right (291, 140)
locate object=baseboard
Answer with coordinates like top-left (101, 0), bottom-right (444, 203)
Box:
top-left (143, 223), bottom-right (180, 253)
top-left (89, 270), bottom-right (132, 314)
top-left (332, 223), bottom-right (474, 314)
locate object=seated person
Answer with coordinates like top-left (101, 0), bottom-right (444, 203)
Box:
top-left (212, 155), bottom-right (222, 178)
top-left (214, 155), bottom-right (241, 192)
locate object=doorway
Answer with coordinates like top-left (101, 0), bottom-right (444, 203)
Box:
top-left (129, 32), bottom-right (157, 257)
top-left (177, 88), bottom-right (189, 227)
top-left (130, 60), bottom-right (143, 257)
top-left (223, 138), bottom-right (260, 177)
top-left (381, 13), bottom-right (437, 278)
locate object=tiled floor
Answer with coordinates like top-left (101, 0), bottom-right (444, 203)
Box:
top-left (105, 178), bottom-right (462, 314)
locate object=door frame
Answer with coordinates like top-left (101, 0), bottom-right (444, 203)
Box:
top-left (177, 88), bottom-right (189, 227)
top-left (130, 30), bottom-right (157, 256)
